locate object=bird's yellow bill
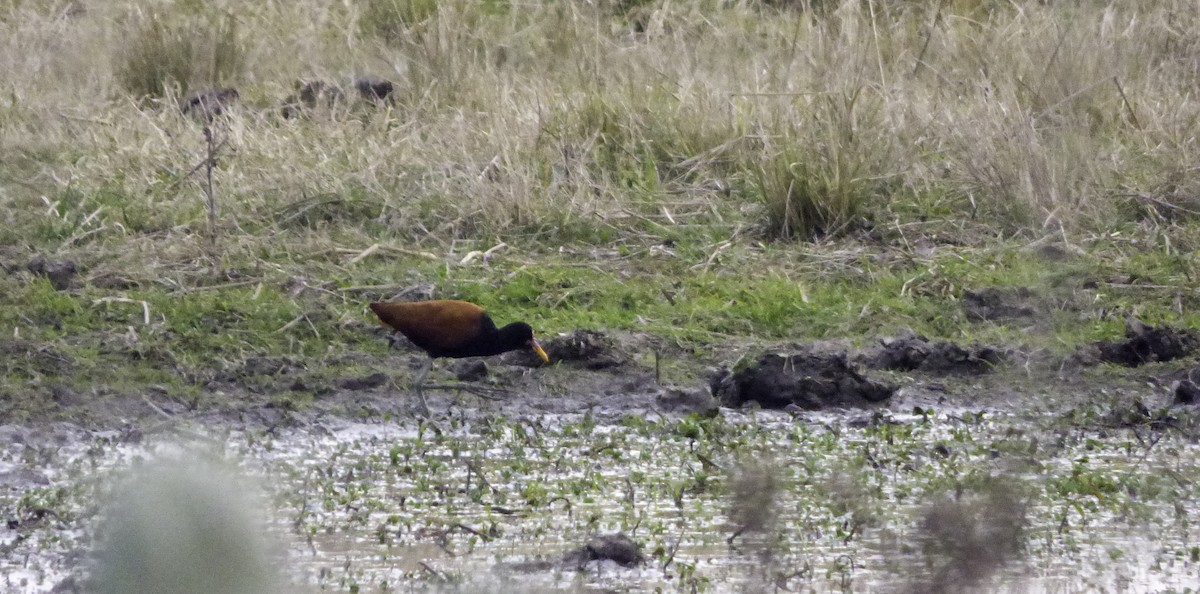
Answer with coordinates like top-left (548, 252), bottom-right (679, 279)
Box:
top-left (531, 340), bottom-right (549, 363)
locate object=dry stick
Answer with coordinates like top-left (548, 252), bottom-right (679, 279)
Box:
top-left (912, 0), bottom-right (946, 76)
top-left (331, 245), bottom-right (441, 260)
top-left (163, 136), bottom-right (232, 193)
top-left (203, 126), bottom-right (219, 236)
top-left (93, 297), bottom-right (152, 325)
top-left (867, 0), bottom-right (888, 92)
top-left (347, 243), bottom-right (380, 265)
top-left (1113, 77), bottom-right (1142, 130)
top-left (654, 349), bottom-right (662, 385)
top-left (1038, 22), bottom-right (1071, 95)
top-left (662, 523), bottom-right (686, 571)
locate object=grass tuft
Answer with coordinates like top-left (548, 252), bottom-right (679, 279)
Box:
top-left (114, 9), bottom-right (244, 99)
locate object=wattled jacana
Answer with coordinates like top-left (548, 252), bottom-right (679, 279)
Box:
top-left (369, 300), bottom-right (550, 413)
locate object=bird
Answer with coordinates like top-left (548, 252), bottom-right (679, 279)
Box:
top-left (368, 300), bottom-right (550, 414)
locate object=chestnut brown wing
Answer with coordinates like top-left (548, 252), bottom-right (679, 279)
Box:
top-left (369, 300), bottom-right (486, 353)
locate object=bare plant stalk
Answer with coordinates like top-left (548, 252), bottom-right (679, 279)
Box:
top-left (1113, 77), bottom-right (1142, 131)
top-left (913, 0), bottom-right (946, 77)
top-left (203, 125), bottom-right (219, 235)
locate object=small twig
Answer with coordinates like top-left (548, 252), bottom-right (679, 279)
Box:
top-left (141, 395), bottom-right (175, 421)
top-left (654, 349), bottom-right (662, 385)
top-left (330, 245), bottom-right (441, 261)
top-left (417, 561), bottom-right (447, 581)
top-left (170, 280), bottom-right (256, 294)
top-left (662, 523), bottom-right (686, 571)
top-left (93, 297), bottom-right (152, 325)
top-left (449, 523), bottom-right (494, 541)
top-left (1113, 76), bottom-right (1142, 130)
top-left (347, 243), bottom-right (380, 265)
top-left (913, 0), bottom-right (946, 76)
top-left (482, 242), bottom-right (507, 263)
top-left (695, 452), bottom-right (724, 472)
top-left (422, 383), bottom-right (510, 399)
top-left (202, 126), bottom-right (220, 233)
top-left (478, 154), bottom-right (502, 182)
top-left (589, 442), bottom-right (619, 456)
top-left (547, 496), bottom-right (573, 516)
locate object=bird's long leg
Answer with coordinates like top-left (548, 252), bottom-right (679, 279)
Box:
top-left (412, 358), bottom-right (433, 416)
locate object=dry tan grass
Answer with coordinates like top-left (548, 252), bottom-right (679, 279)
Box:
top-left (2, 0), bottom-right (1199, 262)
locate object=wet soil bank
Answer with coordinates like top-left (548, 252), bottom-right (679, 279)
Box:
top-left (5, 316), bottom-right (1199, 436)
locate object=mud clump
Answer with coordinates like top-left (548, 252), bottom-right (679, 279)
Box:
top-left (537, 329), bottom-right (626, 370)
top-left (26, 255), bottom-right (77, 290)
top-left (870, 332), bottom-right (1004, 375)
top-left (354, 76), bottom-right (395, 102)
top-left (337, 373), bottom-right (388, 391)
top-left (451, 360), bottom-right (489, 382)
top-left (656, 387), bottom-right (719, 417)
top-left (562, 533), bottom-right (644, 568)
top-left (239, 357), bottom-right (298, 377)
top-left (711, 351), bottom-right (894, 410)
top-left (961, 287), bottom-right (1037, 322)
top-left (180, 87), bottom-right (239, 120)
top-left (1173, 375), bottom-right (1200, 405)
top-left (1095, 320), bottom-right (1197, 367)
top-left (281, 80), bottom-right (346, 118)
top-left (281, 76), bottom-right (395, 117)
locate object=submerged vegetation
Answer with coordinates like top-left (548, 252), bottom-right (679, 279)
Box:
top-left (4, 410), bottom-right (1200, 592)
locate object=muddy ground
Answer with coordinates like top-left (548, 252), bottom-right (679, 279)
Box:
top-left (5, 305), bottom-right (1198, 432)
top-left (6, 284), bottom-right (1200, 593)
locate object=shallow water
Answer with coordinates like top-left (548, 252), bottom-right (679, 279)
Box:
top-left (2, 408), bottom-right (1198, 593)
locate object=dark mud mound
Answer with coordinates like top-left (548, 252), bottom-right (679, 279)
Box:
top-left (354, 76), bottom-right (395, 102)
top-left (451, 360), bottom-right (489, 382)
top-left (535, 329), bottom-right (626, 369)
top-left (337, 373), bottom-right (388, 391)
top-left (504, 533), bottom-right (644, 574)
top-left (239, 356), bottom-right (298, 377)
top-left (180, 87), bottom-right (239, 120)
top-left (1095, 320), bottom-right (1197, 367)
top-left (870, 333), bottom-right (1004, 375)
top-left (1170, 368), bottom-right (1200, 405)
top-left (281, 80), bottom-right (346, 118)
top-left (26, 255), bottom-right (78, 290)
top-left (656, 387), bottom-right (720, 416)
top-left (711, 352), bottom-right (894, 410)
top-left (961, 287), bottom-right (1037, 322)
top-left (562, 533), bottom-right (644, 568)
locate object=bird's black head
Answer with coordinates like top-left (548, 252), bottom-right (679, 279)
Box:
top-left (496, 322), bottom-right (550, 362)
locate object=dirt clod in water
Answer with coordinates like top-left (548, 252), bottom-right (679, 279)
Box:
top-left (26, 255), bottom-right (77, 290)
top-left (870, 332), bottom-right (1004, 375)
top-left (538, 329), bottom-right (626, 369)
top-left (562, 533), bottom-right (644, 567)
top-left (961, 286), bottom-right (1037, 322)
top-left (711, 351), bottom-right (894, 410)
top-left (1095, 320), bottom-right (1198, 367)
